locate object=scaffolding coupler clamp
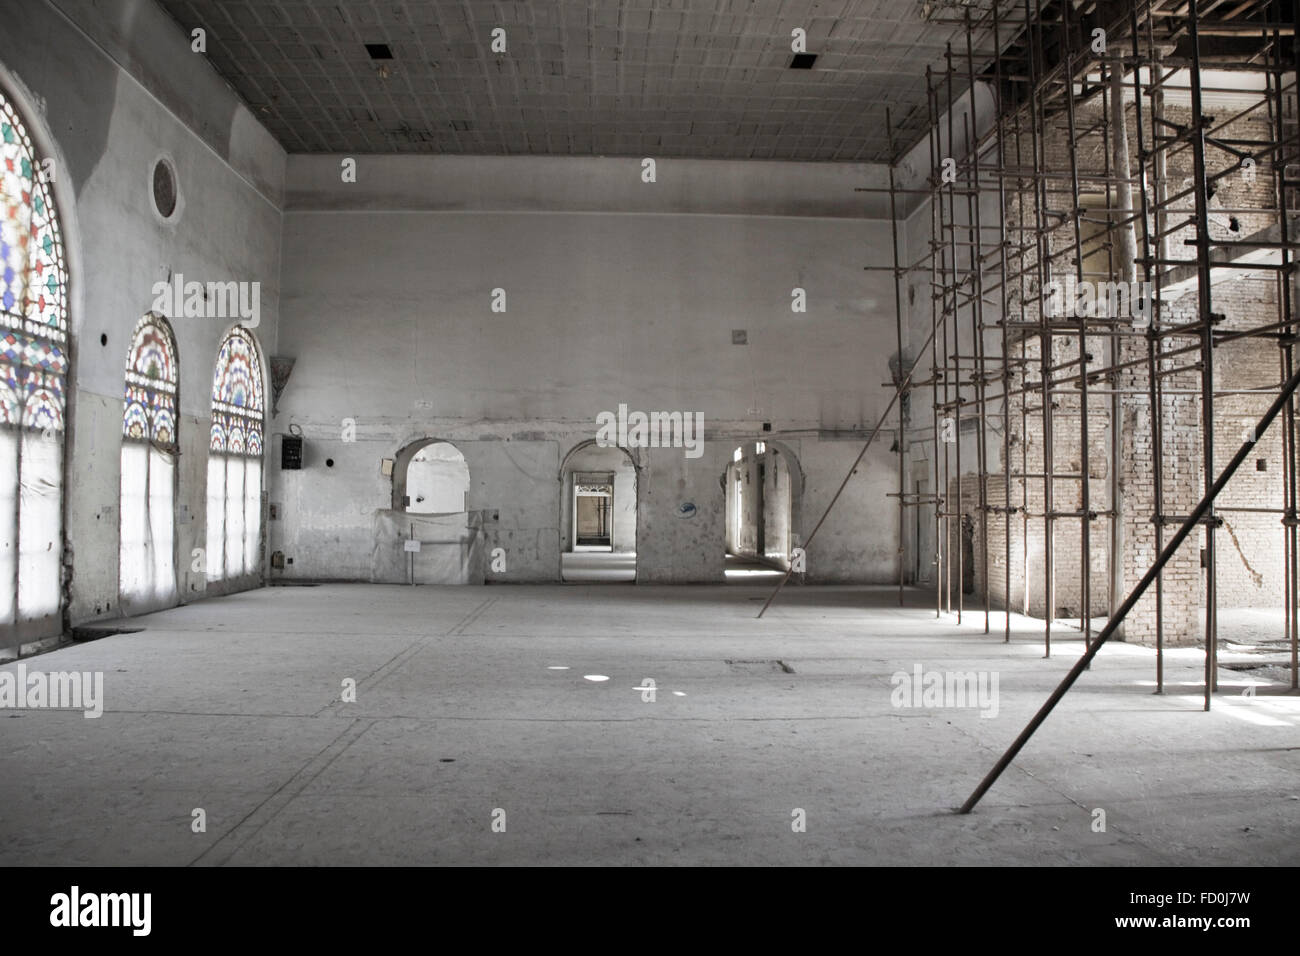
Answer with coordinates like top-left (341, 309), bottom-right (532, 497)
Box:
top-left (1154, 513), bottom-right (1224, 528)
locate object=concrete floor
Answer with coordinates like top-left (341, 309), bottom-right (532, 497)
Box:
top-left (1, 583), bottom-right (1297, 866)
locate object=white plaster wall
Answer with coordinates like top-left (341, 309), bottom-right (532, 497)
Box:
top-left (275, 155), bottom-right (903, 583)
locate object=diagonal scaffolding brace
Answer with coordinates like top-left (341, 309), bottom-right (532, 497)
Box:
top-left (961, 359), bottom-right (1300, 813)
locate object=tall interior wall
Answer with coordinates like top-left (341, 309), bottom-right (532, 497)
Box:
top-left (272, 155), bottom-right (905, 584)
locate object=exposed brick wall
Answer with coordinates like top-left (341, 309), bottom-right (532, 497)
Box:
top-left (923, 90), bottom-right (1293, 647)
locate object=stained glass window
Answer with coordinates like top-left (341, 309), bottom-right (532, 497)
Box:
top-left (207, 326), bottom-right (265, 583)
top-left (209, 326), bottom-right (264, 457)
top-left (0, 84), bottom-right (67, 647)
top-left (122, 315), bottom-right (178, 446)
top-left (119, 315), bottom-right (178, 609)
top-left (1, 87), bottom-right (67, 430)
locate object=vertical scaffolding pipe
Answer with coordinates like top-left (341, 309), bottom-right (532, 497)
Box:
top-left (1187, 0), bottom-right (1219, 710)
top-left (1102, 54), bottom-right (1116, 624)
top-left (928, 70), bottom-right (953, 618)
top-left (1026, 0), bottom-right (1054, 655)
top-left (945, 45), bottom-right (965, 624)
top-left (1060, 0), bottom-right (1094, 646)
top-left (928, 80), bottom-right (945, 620)
top-left (1130, 1), bottom-right (1166, 692)
top-left (993, 0), bottom-right (1014, 642)
top-left (887, 107), bottom-right (908, 608)
top-left (963, 9), bottom-right (992, 635)
top-left (1017, 112), bottom-right (1032, 624)
top-left (1272, 5), bottom-right (1300, 688)
top-left (1290, 15), bottom-right (1299, 690)
top-left (1108, 41), bottom-right (1139, 644)
top-left (1262, 29), bottom-right (1294, 676)
top-left (1148, 8), bottom-right (1169, 687)
top-left (962, 110), bottom-right (991, 633)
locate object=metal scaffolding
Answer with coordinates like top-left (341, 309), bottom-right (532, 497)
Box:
top-left (899, 0), bottom-right (1300, 709)
top-left (750, 0), bottom-right (1299, 811)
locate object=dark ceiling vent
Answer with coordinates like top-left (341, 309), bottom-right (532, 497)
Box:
top-left (789, 53), bottom-right (817, 69)
top-left (365, 43), bottom-right (393, 60)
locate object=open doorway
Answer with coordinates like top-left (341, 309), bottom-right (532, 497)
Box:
top-left (389, 439), bottom-right (478, 584)
top-left (723, 441), bottom-right (801, 583)
top-left (560, 440), bottom-right (636, 582)
top-left (573, 472), bottom-right (614, 550)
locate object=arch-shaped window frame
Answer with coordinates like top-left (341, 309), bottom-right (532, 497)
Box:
top-left (122, 313), bottom-right (178, 447)
top-left (119, 314), bottom-right (179, 608)
top-left (0, 82), bottom-right (69, 644)
top-left (206, 325), bottom-right (266, 584)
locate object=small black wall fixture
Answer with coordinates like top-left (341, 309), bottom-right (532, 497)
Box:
top-left (281, 435), bottom-right (303, 470)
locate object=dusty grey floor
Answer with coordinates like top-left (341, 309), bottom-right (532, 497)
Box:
top-left (0, 583), bottom-right (1296, 866)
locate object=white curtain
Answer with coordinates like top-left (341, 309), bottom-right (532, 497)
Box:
top-left (0, 431), bottom-right (17, 626)
top-left (224, 456), bottom-right (245, 578)
top-left (119, 441), bottom-right (175, 607)
top-left (0, 427), bottom-right (64, 635)
top-left (148, 446), bottom-right (175, 600)
top-left (19, 429), bottom-right (62, 619)
top-left (206, 455), bottom-right (225, 578)
top-left (207, 455), bottom-right (262, 581)
top-left (119, 443), bottom-right (147, 600)
top-left (242, 463), bottom-right (261, 575)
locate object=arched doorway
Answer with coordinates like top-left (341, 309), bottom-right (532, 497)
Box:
top-left (559, 439), bottom-right (636, 583)
top-left (390, 438), bottom-right (478, 584)
top-left (723, 441), bottom-right (802, 582)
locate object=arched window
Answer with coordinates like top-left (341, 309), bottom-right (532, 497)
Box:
top-left (0, 86), bottom-right (68, 645)
top-left (119, 315), bottom-right (177, 608)
top-left (206, 326), bottom-right (265, 583)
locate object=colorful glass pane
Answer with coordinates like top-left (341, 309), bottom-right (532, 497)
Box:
top-left (23, 382), bottom-right (62, 431)
top-left (211, 327), bottom-right (264, 458)
top-left (123, 399), bottom-right (149, 440)
top-left (0, 86), bottom-right (66, 435)
top-left (210, 413), bottom-right (226, 453)
top-left (122, 315), bottom-right (178, 446)
top-left (0, 359), bottom-right (19, 424)
top-left (152, 408), bottom-right (175, 446)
